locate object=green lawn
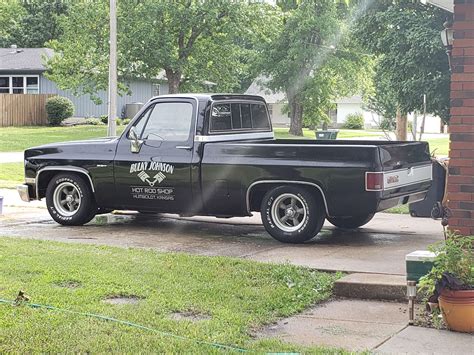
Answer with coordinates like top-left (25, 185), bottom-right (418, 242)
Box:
top-left (426, 138), bottom-right (449, 156)
top-left (0, 237), bottom-right (343, 353)
top-left (273, 127), bottom-right (383, 139)
top-left (385, 204), bottom-right (410, 215)
top-left (0, 126), bottom-right (125, 152)
top-left (0, 125), bottom-right (448, 156)
top-left (0, 162), bottom-right (24, 189)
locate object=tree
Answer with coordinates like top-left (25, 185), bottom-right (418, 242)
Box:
top-left (355, 0), bottom-right (450, 140)
top-left (0, 0), bottom-right (68, 48)
top-left (262, 1), bottom-right (373, 135)
top-left (46, 0), bottom-right (278, 101)
top-left (0, 0), bottom-right (25, 47)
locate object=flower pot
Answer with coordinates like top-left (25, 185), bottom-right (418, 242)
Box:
top-left (438, 289), bottom-right (474, 333)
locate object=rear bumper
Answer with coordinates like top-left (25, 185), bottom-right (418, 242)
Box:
top-left (17, 184), bottom-right (31, 202)
top-left (377, 190), bottom-right (428, 212)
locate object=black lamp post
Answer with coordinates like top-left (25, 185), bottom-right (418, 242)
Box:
top-left (440, 20), bottom-right (454, 71)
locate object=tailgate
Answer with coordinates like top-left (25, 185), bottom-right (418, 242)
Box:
top-left (378, 141), bottom-right (431, 171)
top-left (366, 141), bottom-right (432, 194)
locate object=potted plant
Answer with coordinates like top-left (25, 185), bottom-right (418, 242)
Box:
top-left (419, 235), bottom-right (474, 333)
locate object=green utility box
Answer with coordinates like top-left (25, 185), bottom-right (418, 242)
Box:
top-left (406, 250), bottom-right (436, 282)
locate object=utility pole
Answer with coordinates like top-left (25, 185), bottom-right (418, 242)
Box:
top-left (419, 94), bottom-right (427, 141)
top-left (107, 0), bottom-right (117, 136)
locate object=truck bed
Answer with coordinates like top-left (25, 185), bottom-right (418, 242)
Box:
top-left (200, 138), bottom-right (432, 217)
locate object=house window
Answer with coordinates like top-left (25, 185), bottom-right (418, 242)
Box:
top-left (152, 83), bottom-right (160, 96)
top-left (268, 105), bottom-right (273, 118)
top-left (0, 75), bottom-right (39, 94)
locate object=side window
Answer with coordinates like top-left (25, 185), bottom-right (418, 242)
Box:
top-left (132, 107), bottom-right (151, 138)
top-left (210, 104), bottom-right (232, 131)
top-left (135, 102), bottom-right (193, 142)
top-left (251, 104), bottom-right (271, 129)
top-left (210, 102), bottom-right (269, 133)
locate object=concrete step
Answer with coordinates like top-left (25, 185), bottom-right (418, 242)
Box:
top-left (334, 273), bottom-right (406, 301)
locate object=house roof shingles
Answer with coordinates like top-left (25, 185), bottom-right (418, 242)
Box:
top-left (0, 47), bottom-right (54, 72)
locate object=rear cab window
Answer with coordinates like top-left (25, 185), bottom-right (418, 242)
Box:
top-left (209, 101), bottom-right (271, 134)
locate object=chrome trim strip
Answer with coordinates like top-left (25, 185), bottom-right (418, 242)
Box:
top-left (246, 180), bottom-right (330, 216)
top-left (195, 131), bottom-right (274, 142)
top-left (36, 166), bottom-right (95, 200)
top-left (25, 177), bottom-right (36, 184)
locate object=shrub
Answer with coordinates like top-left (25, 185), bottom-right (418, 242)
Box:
top-left (419, 235), bottom-right (474, 297)
top-left (122, 118), bottom-right (131, 126)
top-left (84, 118), bottom-right (104, 126)
top-left (100, 115), bottom-right (123, 125)
top-left (343, 113), bottom-right (364, 129)
top-left (379, 116), bottom-right (395, 131)
top-left (45, 96), bottom-right (74, 125)
top-left (100, 114), bottom-right (108, 124)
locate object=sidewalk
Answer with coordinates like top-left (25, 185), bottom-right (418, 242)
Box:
top-left (375, 326), bottom-right (473, 354)
top-left (0, 152), bottom-right (23, 163)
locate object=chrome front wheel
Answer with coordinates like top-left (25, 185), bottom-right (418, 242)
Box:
top-left (46, 174), bottom-right (96, 226)
top-left (53, 182), bottom-right (82, 216)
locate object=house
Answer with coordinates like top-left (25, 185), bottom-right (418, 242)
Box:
top-left (0, 46), bottom-right (169, 117)
top-left (246, 77), bottom-right (443, 133)
top-left (335, 95), bottom-right (443, 133)
top-left (245, 76), bottom-right (289, 127)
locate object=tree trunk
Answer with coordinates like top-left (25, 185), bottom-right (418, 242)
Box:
top-left (165, 68), bottom-right (181, 94)
top-left (288, 95), bottom-right (303, 136)
top-left (395, 107), bottom-right (407, 141)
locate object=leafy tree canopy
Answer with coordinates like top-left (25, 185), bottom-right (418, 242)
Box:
top-left (262, 0), bottom-right (374, 135)
top-left (0, 0), bottom-right (68, 48)
top-left (46, 0), bottom-right (279, 102)
top-left (354, 0), bottom-right (450, 123)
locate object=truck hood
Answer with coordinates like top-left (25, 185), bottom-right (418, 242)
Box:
top-left (24, 136), bottom-right (119, 160)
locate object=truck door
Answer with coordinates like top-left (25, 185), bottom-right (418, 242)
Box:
top-left (113, 98), bottom-right (196, 212)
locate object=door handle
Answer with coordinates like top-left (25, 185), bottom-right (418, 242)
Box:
top-left (176, 145), bottom-right (193, 151)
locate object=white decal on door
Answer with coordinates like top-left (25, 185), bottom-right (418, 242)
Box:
top-left (130, 161), bottom-right (175, 187)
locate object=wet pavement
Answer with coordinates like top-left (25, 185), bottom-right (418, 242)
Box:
top-left (0, 193), bottom-right (444, 275)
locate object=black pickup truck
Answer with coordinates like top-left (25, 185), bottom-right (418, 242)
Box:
top-left (18, 94), bottom-right (432, 243)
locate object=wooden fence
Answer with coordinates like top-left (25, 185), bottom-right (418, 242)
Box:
top-left (0, 94), bottom-right (55, 127)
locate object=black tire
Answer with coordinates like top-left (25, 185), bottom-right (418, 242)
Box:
top-left (326, 213), bottom-right (374, 229)
top-left (260, 185), bottom-right (325, 243)
top-left (46, 173), bottom-right (97, 226)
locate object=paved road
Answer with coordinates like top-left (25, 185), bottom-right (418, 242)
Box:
top-left (0, 189), bottom-right (444, 275)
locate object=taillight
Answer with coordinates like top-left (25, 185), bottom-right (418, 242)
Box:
top-left (366, 172), bottom-right (384, 191)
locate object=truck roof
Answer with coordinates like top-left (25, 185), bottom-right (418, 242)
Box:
top-left (150, 93), bottom-right (266, 103)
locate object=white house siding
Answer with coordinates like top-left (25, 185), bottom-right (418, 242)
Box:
top-left (39, 76), bottom-right (169, 118)
top-left (335, 100), bottom-right (442, 133)
top-left (336, 102), bottom-right (379, 127)
top-left (269, 103), bottom-right (290, 127)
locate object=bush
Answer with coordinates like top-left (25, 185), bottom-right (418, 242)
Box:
top-left (122, 118), bottom-right (131, 126)
top-left (100, 115), bottom-right (108, 124)
top-left (84, 118), bottom-right (104, 126)
top-left (45, 96), bottom-right (74, 125)
top-left (379, 116), bottom-right (395, 131)
top-left (100, 115), bottom-right (123, 125)
top-left (343, 113), bottom-right (364, 129)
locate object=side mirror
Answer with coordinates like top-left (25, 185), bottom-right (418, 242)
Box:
top-left (129, 127), bottom-right (143, 153)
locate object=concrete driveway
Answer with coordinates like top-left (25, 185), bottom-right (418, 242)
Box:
top-left (0, 188), bottom-right (444, 275)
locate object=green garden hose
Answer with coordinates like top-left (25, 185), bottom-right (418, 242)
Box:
top-left (0, 298), bottom-right (248, 353)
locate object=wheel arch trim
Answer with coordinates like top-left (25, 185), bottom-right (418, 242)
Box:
top-left (246, 180), bottom-right (330, 216)
top-left (36, 166), bottom-right (95, 199)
